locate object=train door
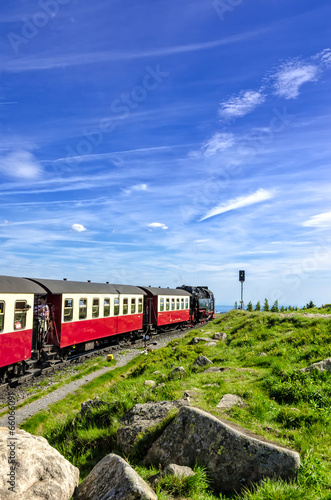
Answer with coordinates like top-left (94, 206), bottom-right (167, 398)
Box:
top-left (114, 294), bottom-right (120, 334)
top-left (143, 296), bottom-right (152, 332)
top-left (32, 295), bottom-right (49, 349)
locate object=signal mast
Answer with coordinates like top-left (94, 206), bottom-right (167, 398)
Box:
top-left (239, 270), bottom-right (245, 309)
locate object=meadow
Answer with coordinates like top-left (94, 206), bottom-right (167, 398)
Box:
top-left (22, 310), bottom-right (331, 499)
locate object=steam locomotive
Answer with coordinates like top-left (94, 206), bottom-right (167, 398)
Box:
top-left (0, 276), bottom-right (214, 383)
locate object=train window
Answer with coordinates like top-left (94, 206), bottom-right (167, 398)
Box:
top-left (138, 298), bottom-right (143, 313)
top-left (92, 298), bottom-right (99, 318)
top-left (114, 298), bottom-right (119, 316)
top-left (181, 298), bottom-right (184, 310)
top-left (14, 301), bottom-right (27, 330)
top-left (160, 298), bottom-right (164, 312)
top-left (104, 298), bottom-right (110, 317)
top-left (185, 298), bottom-right (189, 309)
top-left (171, 298), bottom-right (175, 311)
top-left (123, 298), bottom-right (128, 315)
top-left (64, 299), bottom-right (73, 322)
top-left (79, 298), bottom-right (87, 320)
top-left (166, 298), bottom-right (170, 311)
top-left (176, 298), bottom-right (180, 310)
top-left (0, 301), bottom-right (4, 332)
top-left (131, 298), bottom-right (136, 314)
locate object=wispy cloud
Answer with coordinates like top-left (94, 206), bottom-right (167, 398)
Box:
top-left (0, 151), bottom-right (43, 179)
top-left (302, 212), bottom-right (331, 227)
top-left (219, 90), bottom-right (265, 119)
top-left (4, 29), bottom-right (266, 73)
top-left (199, 132), bottom-right (235, 156)
top-left (123, 183), bottom-right (148, 195)
top-left (272, 61), bottom-right (319, 99)
top-left (148, 222), bottom-right (168, 230)
top-left (200, 188), bottom-right (274, 221)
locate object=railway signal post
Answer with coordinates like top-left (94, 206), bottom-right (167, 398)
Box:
top-left (239, 270), bottom-right (245, 310)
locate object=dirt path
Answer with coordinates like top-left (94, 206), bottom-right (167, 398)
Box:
top-left (0, 350), bottom-right (140, 427)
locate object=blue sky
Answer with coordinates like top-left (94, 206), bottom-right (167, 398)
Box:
top-left (0, 0), bottom-right (330, 306)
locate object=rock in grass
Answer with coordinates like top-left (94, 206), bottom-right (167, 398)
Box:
top-left (216, 394), bottom-right (243, 409)
top-left (144, 380), bottom-right (156, 388)
top-left (189, 337), bottom-right (211, 345)
top-left (144, 406), bottom-right (300, 494)
top-left (164, 464), bottom-right (195, 478)
top-left (193, 355), bottom-right (213, 367)
top-left (214, 332), bottom-right (227, 341)
top-left (169, 366), bottom-right (186, 378)
top-left (0, 427), bottom-right (79, 500)
top-left (74, 453), bottom-right (157, 500)
top-left (299, 357), bottom-right (331, 373)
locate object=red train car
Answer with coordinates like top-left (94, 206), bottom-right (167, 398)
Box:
top-left (139, 286), bottom-right (191, 331)
top-left (0, 276), bottom-right (46, 381)
top-left (27, 279), bottom-right (146, 350)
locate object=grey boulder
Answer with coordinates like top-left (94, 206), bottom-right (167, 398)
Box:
top-left (0, 427), bottom-right (79, 500)
top-left (74, 453), bottom-right (157, 500)
top-left (144, 406), bottom-right (300, 494)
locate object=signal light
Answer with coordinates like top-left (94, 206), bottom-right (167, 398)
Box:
top-left (239, 270), bottom-right (245, 282)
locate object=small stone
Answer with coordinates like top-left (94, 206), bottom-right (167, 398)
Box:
top-left (169, 366), bottom-right (186, 378)
top-left (216, 394), bottom-right (243, 409)
top-left (193, 355), bottom-right (213, 367)
top-left (144, 380), bottom-right (156, 388)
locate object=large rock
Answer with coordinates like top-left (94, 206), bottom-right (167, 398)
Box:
top-left (74, 453), bottom-right (157, 500)
top-left (117, 400), bottom-right (189, 455)
top-left (300, 357), bottom-right (331, 373)
top-left (0, 427), bottom-right (79, 500)
top-left (144, 406), bottom-right (300, 494)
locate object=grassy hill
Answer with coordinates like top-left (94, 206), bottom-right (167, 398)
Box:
top-left (23, 310), bottom-right (331, 499)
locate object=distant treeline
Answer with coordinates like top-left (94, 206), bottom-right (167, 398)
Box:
top-left (234, 300), bottom-right (331, 312)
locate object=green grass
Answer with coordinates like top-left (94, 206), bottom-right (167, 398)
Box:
top-left (21, 311), bottom-right (331, 498)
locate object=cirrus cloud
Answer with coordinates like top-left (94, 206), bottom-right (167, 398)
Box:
top-left (302, 212), bottom-right (331, 228)
top-left (0, 150), bottom-right (43, 179)
top-left (219, 90), bottom-right (265, 119)
top-left (272, 61), bottom-right (319, 99)
top-left (200, 188), bottom-right (274, 221)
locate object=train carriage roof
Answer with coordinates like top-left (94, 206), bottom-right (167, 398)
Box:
top-left (138, 286), bottom-right (191, 297)
top-left (0, 276), bottom-right (46, 294)
top-left (27, 278), bottom-right (146, 295)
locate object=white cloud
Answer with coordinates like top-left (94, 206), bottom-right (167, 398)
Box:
top-left (71, 224), bottom-right (87, 232)
top-left (200, 188), bottom-right (274, 221)
top-left (124, 183), bottom-right (148, 195)
top-left (0, 151), bottom-right (42, 179)
top-left (219, 90), bottom-right (265, 119)
top-left (200, 132), bottom-right (235, 156)
top-left (272, 61), bottom-right (318, 99)
top-left (314, 48), bottom-right (331, 68)
top-left (148, 222), bottom-right (168, 230)
top-left (302, 212), bottom-right (331, 228)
